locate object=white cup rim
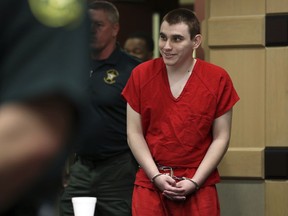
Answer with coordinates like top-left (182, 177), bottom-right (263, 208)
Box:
top-left (72, 197), bottom-right (96, 199)
top-left (72, 197), bottom-right (97, 203)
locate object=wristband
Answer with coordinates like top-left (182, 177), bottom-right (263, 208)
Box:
top-left (183, 177), bottom-right (200, 190)
top-left (151, 173), bottom-right (163, 183)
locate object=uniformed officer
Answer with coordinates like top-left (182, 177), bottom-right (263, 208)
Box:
top-left (60, 1), bottom-right (141, 216)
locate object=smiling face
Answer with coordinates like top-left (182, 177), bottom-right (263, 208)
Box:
top-left (159, 21), bottom-right (194, 67)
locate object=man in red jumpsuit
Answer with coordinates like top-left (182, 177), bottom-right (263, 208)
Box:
top-left (122, 8), bottom-right (240, 216)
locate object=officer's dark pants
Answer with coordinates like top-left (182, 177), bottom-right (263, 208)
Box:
top-left (60, 151), bottom-right (138, 216)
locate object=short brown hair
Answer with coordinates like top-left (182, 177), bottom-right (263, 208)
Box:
top-left (162, 8), bottom-right (200, 39)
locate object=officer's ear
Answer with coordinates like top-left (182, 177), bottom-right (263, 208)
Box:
top-left (112, 23), bottom-right (120, 37)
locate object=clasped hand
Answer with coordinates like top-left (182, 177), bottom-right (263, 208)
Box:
top-left (153, 174), bottom-right (197, 201)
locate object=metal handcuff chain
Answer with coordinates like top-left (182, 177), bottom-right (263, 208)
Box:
top-left (151, 165), bottom-right (200, 192)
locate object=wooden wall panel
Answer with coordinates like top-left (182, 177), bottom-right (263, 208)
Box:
top-left (266, 48), bottom-right (288, 147)
top-left (210, 0), bottom-right (265, 16)
top-left (208, 16), bottom-right (265, 46)
top-left (210, 48), bottom-right (265, 148)
top-left (266, 0), bottom-right (288, 13)
top-left (207, 0), bottom-right (288, 215)
top-left (218, 148), bottom-right (264, 178)
top-left (265, 181), bottom-right (288, 216)
top-left (217, 180), bottom-right (265, 216)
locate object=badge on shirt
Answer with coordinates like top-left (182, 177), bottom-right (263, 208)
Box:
top-left (28, 0), bottom-right (84, 28)
top-left (104, 69), bottom-right (119, 84)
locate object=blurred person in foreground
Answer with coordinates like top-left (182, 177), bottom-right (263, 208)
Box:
top-left (124, 31), bottom-right (154, 62)
top-left (60, 1), bottom-right (140, 216)
top-left (0, 0), bottom-right (90, 215)
top-left (122, 8), bottom-right (240, 215)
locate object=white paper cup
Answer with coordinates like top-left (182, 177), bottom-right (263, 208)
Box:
top-left (72, 197), bottom-right (97, 216)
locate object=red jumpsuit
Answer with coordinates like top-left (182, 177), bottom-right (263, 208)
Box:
top-left (122, 58), bottom-right (240, 216)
